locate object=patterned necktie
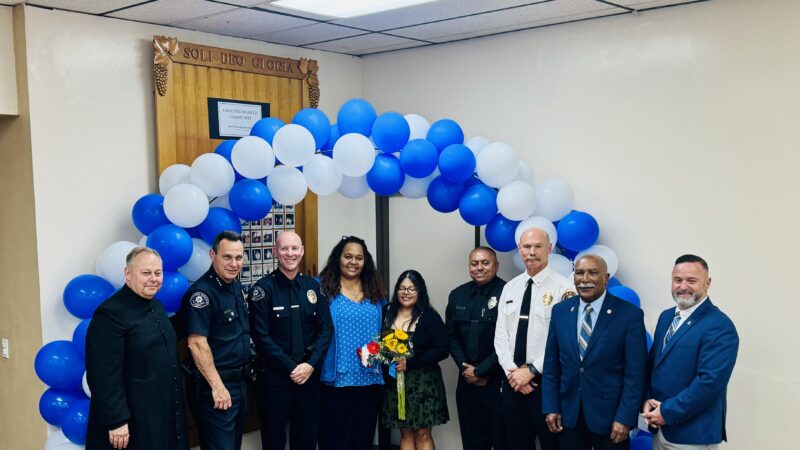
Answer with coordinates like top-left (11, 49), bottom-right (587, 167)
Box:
top-left (578, 305), bottom-right (593, 360)
top-left (662, 310), bottom-right (681, 350)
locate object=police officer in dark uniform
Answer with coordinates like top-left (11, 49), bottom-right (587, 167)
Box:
top-left (181, 231), bottom-right (250, 450)
top-left (248, 231), bottom-right (332, 450)
top-left (446, 246), bottom-right (508, 450)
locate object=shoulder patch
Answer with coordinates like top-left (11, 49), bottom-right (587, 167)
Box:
top-left (190, 291), bottom-right (210, 309)
top-left (561, 290), bottom-right (577, 301)
top-left (251, 286), bottom-right (265, 302)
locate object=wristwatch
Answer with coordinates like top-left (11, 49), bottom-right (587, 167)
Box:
top-left (527, 363), bottom-right (539, 376)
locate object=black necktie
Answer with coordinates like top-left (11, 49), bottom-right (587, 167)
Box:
top-left (290, 287), bottom-right (304, 362)
top-left (513, 279), bottom-right (533, 366)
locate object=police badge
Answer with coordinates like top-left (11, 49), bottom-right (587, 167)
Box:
top-left (487, 296), bottom-right (498, 309)
top-left (251, 286), bottom-right (265, 302)
top-left (190, 291), bottom-right (210, 309)
top-left (541, 292), bottom-right (554, 306)
top-left (307, 289), bottom-right (318, 304)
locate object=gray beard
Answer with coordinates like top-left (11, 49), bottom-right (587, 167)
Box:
top-left (672, 293), bottom-right (700, 310)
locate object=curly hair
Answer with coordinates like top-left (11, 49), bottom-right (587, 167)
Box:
top-left (319, 236), bottom-right (385, 303)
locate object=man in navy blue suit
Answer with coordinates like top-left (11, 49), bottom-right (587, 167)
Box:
top-left (542, 254), bottom-right (647, 449)
top-left (643, 255), bottom-right (739, 450)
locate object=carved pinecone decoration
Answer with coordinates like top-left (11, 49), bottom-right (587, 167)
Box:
top-left (154, 65), bottom-right (168, 96)
top-left (309, 86), bottom-right (320, 108)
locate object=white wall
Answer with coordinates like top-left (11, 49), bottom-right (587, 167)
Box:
top-left (0, 6), bottom-right (18, 115)
top-left (365, 0), bottom-right (800, 448)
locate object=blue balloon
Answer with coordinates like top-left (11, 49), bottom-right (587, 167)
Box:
top-left (426, 119), bottom-right (464, 152)
top-left (367, 154), bottom-right (405, 196)
top-left (62, 398), bottom-right (90, 445)
top-left (63, 274), bottom-right (115, 319)
top-left (198, 207), bottom-right (243, 246)
top-left (459, 183), bottom-right (498, 226)
top-left (372, 112), bottom-right (410, 152)
top-left (214, 140), bottom-right (245, 181)
top-left (229, 179), bottom-right (273, 221)
top-left (337, 98), bottom-right (377, 136)
top-left (250, 117), bottom-right (285, 144)
top-left (72, 319), bottom-right (91, 358)
top-left (438, 144), bottom-right (476, 182)
top-left (485, 214), bottom-right (520, 252)
top-left (630, 434), bottom-right (652, 450)
top-left (608, 276), bottom-right (622, 288)
top-left (400, 139), bottom-right (438, 178)
top-left (427, 176), bottom-right (466, 213)
top-left (646, 331), bottom-right (653, 351)
top-left (556, 211), bottom-right (599, 252)
top-left (293, 108), bottom-right (331, 149)
top-left (185, 225), bottom-right (202, 239)
top-left (556, 244), bottom-right (579, 260)
top-left (157, 271), bottom-right (190, 313)
top-left (609, 285), bottom-right (641, 308)
top-left (34, 341), bottom-right (84, 390)
top-left (131, 194), bottom-right (171, 235)
top-left (39, 388), bottom-right (84, 426)
top-left (322, 123), bottom-right (341, 151)
top-left (147, 224), bottom-right (193, 270)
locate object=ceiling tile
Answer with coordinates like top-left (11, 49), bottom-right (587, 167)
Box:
top-left (392, 0), bottom-right (617, 42)
top-left (251, 22), bottom-right (363, 46)
top-left (613, 0), bottom-right (704, 10)
top-left (109, 0), bottom-right (236, 24)
top-left (351, 41), bottom-right (429, 56)
top-left (176, 7), bottom-right (316, 38)
top-left (329, 0), bottom-right (539, 32)
top-left (27, 0), bottom-right (145, 14)
top-left (306, 33), bottom-right (416, 54)
top-left (254, 2), bottom-right (339, 21)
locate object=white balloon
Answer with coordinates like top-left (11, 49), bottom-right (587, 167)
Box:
top-left (515, 160), bottom-right (535, 185)
top-left (273, 124), bottom-right (316, 167)
top-left (338, 175), bottom-right (370, 199)
top-left (535, 179), bottom-right (575, 221)
top-left (158, 164), bottom-right (191, 195)
top-left (549, 254), bottom-right (574, 278)
top-left (82, 371), bottom-right (91, 398)
top-left (190, 153), bottom-right (235, 197)
top-left (304, 154), bottom-right (343, 196)
top-left (465, 136), bottom-right (490, 157)
top-left (404, 113), bottom-right (430, 141)
top-left (210, 194), bottom-right (231, 210)
top-left (515, 216), bottom-right (558, 249)
top-left (476, 142), bottom-right (519, 188)
top-left (232, 135), bottom-right (275, 179)
top-left (178, 238), bottom-right (212, 282)
top-left (95, 241), bottom-right (137, 288)
top-left (497, 180), bottom-right (537, 221)
top-left (333, 133), bottom-right (376, 177)
top-left (267, 166), bottom-right (307, 205)
top-left (44, 430), bottom-right (71, 450)
top-left (163, 183), bottom-right (209, 228)
top-left (399, 172), bottom-right (436, 199)
top-left (575, 245), bottom-right (620, 277)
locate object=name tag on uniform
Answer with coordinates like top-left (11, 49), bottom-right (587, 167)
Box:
top-left (290, 304), bottom-right (300, 309)
top-left (273, 306), bottom-right (285, 311)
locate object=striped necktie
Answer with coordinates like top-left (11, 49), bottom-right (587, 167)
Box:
top-left (578, 305), bottom-right (593, 360)
top-left (662, 310), bottom-right (681, 350)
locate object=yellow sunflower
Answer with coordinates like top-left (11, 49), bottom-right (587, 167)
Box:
top-left (394, 328), bottom-right (408, 340)
top-left (397, 343), bottom-right (408, 354)
top-left (386, 338), bottom-right (398, 352)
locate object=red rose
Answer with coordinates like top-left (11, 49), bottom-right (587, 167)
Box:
top-left (367, 342), bottom-right (380, 355)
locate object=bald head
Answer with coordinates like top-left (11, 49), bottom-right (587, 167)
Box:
top-left (276, 231), bottom-right (304, 279)
top-left (518, 227), bottom-right (552, 276)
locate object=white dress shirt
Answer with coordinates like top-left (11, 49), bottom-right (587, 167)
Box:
top-left (672, 296), bottom-right (709, 332)
top-left (494, 266), bottom-right (575, 374)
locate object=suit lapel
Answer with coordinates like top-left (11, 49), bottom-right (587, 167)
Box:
top-left (655, 299), bottom-right (714, 366)
top-left (583, 294), bottom-right (617, 359)
top-left (565, 298), bottom-right (581, 363)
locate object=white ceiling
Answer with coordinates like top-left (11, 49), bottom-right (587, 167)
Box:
top-left (2, 0), bottom-right (709, 56)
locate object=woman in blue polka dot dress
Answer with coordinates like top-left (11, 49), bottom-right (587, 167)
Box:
top-left (318, 236), bottom-right (387, 450)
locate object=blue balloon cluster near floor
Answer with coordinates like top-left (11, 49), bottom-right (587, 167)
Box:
top-left (71, 319), bottom-right (91, 358)
top-left (39, 388), bottom-right (85, 426)
top-left (35, 340), bottom-right (84, 390)
top-left (61, 398), bottom-right (90, 445)
top-left (157, 271), bottom-right (191, 313)
top-left (131, 194), bottom-right (171, 235)
top-left (63, 274), bottom-right (115, 319)
top-left (147, 224), bottom-right (193, 270)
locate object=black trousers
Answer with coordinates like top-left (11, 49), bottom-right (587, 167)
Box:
top-left (185, 376), bottom-right (248, 450)
top-left (558, 406), bottom-right (629, 450)
top-left (456, 376), bottom-right (507, 450)
top-left (256, 369), bottom-right (321, 450)
top-left (318, 384), bottom-right (383, 450)
top-left (501, 379), bottom-right (558, 450)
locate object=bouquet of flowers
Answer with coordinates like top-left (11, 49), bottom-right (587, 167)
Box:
top-left (357, 328), bottom-right (413, 419)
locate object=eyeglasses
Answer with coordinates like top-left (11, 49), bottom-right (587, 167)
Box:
top-left (397, 286), bottom-right (417, 294)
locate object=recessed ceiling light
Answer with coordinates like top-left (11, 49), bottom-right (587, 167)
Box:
top-left (271, 0), bottom-right (439, 19)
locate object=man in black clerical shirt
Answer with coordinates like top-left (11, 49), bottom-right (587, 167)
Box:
top-left (446, 246), bottom-right (507, 450)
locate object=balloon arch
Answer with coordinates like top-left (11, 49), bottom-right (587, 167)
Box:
top-left (35, 98), bottom-right (654, 449)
